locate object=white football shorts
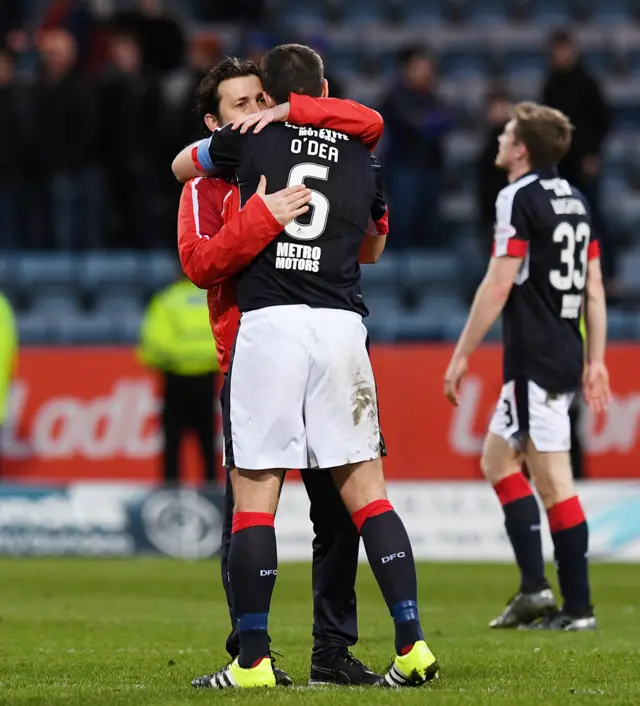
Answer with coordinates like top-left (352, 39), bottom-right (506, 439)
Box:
top-left (227, 305), bottom-right (381, 470)
top-left (488, 378), bottom-right (575, 453)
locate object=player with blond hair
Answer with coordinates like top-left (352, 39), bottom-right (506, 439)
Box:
top-left (445, 102), bottom-right (611, 631)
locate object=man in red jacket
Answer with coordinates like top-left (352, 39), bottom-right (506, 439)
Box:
top-left (176, 58), bottom-right (389, 688)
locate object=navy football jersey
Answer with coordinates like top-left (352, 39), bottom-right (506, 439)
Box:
top-left (493, 169), bottom-right (601, 393)
top-left (206, 122), bottom-right (386, 316)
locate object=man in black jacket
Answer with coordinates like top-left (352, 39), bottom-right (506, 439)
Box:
top-left (0, 49), bottom-right (28, 250)
top-left (31, 28), bottom-right (99, 250)
top-left (0, 0), bottom-right (24, 47)
top-left (541, 29), bottom-right (614, 282)
top-left (101, 31), bottom-right (164, 249)
top-left (380, 45), bottom-right (451, 249)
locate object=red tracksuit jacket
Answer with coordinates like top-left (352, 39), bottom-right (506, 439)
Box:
top-left (178, 94), bottom-right (388, 374)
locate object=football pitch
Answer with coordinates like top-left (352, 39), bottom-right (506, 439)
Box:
top-left (1, 560), bottom-right (639, 705)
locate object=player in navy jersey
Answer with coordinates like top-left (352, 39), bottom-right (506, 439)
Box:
top-left (175, 43), bottom-right (439, 689)
top-left (175, 58), bottom-right (398, 689)
top-left (444, 102), bottom-right (611, 631)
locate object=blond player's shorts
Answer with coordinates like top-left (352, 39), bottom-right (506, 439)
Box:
top-left (489, 378), bottom-right (575, 452)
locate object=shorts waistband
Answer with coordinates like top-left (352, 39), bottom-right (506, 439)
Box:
top-left (241, 305), bottom-right (362, 323)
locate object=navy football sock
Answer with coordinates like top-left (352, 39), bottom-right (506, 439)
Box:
top-left (353, 500), bottom-right (424, 655)
top-left (494, 473), bottom-right (547, 593)
top-left (228, 512), bottom-right (277, 668)
top-left (548, 497), bottom-right (592, 616)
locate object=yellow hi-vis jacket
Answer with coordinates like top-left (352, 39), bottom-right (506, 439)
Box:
top-left (138, 279), bottom-right (219, 376)
top-left (0, 292), bottom-right (17, 425)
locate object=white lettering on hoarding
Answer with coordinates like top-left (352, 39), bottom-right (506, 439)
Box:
top-left (2, 380), bottom-right (162, 460)
top-left (448, 376), bottom-right (486, 455)
top-left (582, 394), bottom-right (640, 454)
top-left (448, 376), bottom-right (640, 456)
top-left (0, 493), bottom-right (127, 531)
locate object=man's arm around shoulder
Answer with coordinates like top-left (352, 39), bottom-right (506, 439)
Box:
top-left (178, 176), bottom-right (311, 288)
top-left (172, 127), bottom-right (245, 183)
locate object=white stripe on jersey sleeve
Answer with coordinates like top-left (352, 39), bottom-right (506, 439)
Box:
top-left (493, 173), bottom-right (539, 256)
top-left (190, 177), bottom-right (208, 241)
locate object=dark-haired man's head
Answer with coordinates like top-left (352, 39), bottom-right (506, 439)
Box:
top-left (38, 28), bottom-right (77, 77)
top-left (188, 31), bottom-right (222, 74)
top-left (485, 87), bottom-right (512, 127)
top-left (398, 44), bottom-right (434, 91)
top-left (0, 49), bottom-right (15, 87)
top-left (548, 28), bottom-right (578, 72)
top-left (196, 57), bottom-right (265, 131)
top-left (109, 32), bottom-right (142, 75)
top-left (260, 43), bottom-right (328, 106)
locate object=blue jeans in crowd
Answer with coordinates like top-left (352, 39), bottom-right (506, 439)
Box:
top-left (386, 165), bottom-right (444, 249)
top-left (50, 168), bottom-right (103, 250)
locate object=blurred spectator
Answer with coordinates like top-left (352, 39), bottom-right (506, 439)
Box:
top-left (100, 31), bottom-right (164, 249)
top-left (381, 45), bottom-right (451, 249)
top-left (0, 50), bottom-right (28, 251)
top-left (196, 0), bottom-right (266, 22)
top-left (29, 29), bottom-right (100, 250)
top-left (307, 37), bottom-right (344, 99)
top-left (0, 0), bottom-right (25, 47)
top-left (0, 290), bottom-right (17, 478)
top-left (325, 73), bottom-right (345, 100)
top-left (172, 32), bottom-right (223, 148)
top-left (476, 88), bottom-right (511, 260)
top-left (542, 29), bottom-right (615, 284)
top-left (242, 28), bottom-right (271, 67)
top-left (112, 0), bottom-right (185, 75)
top-left (40, 0), bottom-right (96, 67)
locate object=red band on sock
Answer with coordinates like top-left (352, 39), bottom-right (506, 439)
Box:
top-left (231, 512), bottom-right (274, 534)
top-left (547, 496), bottom-right (586, 533)
top-left (352, 499), bottom-right (393, 533)
top-left (493, 473), bottom-right (534, 506)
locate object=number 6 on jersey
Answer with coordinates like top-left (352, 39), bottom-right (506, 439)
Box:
top-left (284, 163), bottom-right (330, 241)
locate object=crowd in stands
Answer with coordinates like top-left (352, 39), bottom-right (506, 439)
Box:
top-left (0, 0), bottom-right (618, 288)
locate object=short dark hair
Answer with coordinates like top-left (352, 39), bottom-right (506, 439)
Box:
top-left (548, 27), bottom-right (573, 47)
top-left (195, 57), bottom-right (261, 122)
top-left (397, 43), bottom-right (430, 68)
top-left (261, 43), bottom-right (324, 105)
top-left (485, 86), bottom-right (512, 106)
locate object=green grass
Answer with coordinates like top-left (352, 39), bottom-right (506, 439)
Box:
top-left (0, 560), bottom-right (639, 705)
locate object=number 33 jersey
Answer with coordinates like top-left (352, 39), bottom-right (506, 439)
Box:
top-left (493, 169), bottom-right (601, 393)
top-left (205, 122), bottom-right (387, 317)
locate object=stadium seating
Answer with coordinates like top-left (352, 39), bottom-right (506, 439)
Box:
top-left (3, 0), bottom-right (640, 344)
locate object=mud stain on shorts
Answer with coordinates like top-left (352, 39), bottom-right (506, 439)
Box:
top-left (352, 375), bottom-right (376, 427)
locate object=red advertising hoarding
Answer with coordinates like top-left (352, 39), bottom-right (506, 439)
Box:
top-left (3, 345), bottom-right (638, 482)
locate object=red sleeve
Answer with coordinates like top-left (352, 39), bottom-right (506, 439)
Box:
top-left (366, 211), bottom-right (389, 235)
top-left (288, 94), bottom-right (383, 150)
top-left (178, 178), bottom-right (283, 288)
top-left (372, 209), bottom-right (389, 236)
top-left (587, 239), bottom-right (600, 261)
